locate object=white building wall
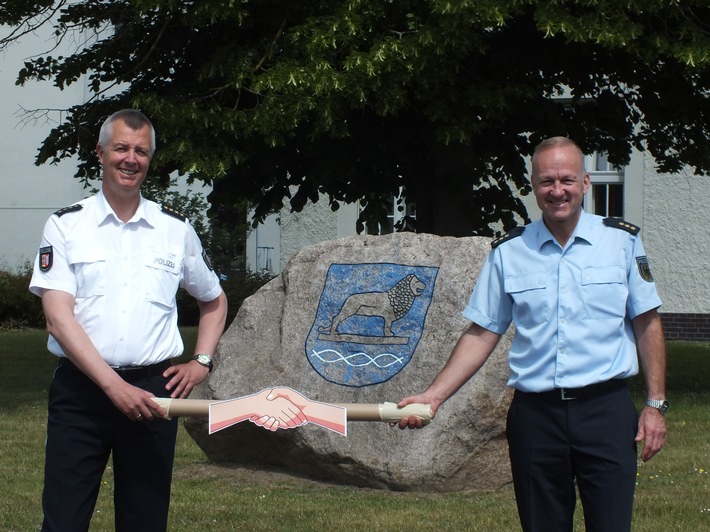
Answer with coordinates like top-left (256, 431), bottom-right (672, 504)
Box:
top-left (643, 157), bottom-right (710, 313)
top-left (0, 25), bottom-right (88, 268)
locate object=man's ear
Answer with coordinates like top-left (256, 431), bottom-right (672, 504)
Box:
top-left (583, 172), bottom-right (591, 193)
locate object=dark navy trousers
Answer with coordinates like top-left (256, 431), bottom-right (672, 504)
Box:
top-left (506, 384), bottom-right (639, 532)
top-left (42, 362), bottom-right (178, 532)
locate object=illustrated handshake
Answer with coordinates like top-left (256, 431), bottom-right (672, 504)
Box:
top-left (151, 387), bottom-right (432, 437)
top-left (209, 387), bottom-right (347, 434)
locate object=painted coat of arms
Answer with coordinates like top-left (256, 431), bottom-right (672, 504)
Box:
top-left (306, 263), bottom-right (439, 386)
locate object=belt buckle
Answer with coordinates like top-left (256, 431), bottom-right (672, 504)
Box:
top-left (560, 388), bottom-right (578, 401)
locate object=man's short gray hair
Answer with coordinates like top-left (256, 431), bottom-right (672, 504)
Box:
top-left (98, 109), bottom-right (156, 155)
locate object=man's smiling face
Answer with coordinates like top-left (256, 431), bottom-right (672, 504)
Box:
top-left (531, 143), bottom-right (590, 226)
top-left (97, 118), bottom-right (153, 198)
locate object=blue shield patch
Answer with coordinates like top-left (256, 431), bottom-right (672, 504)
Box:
top-left (306, 263), bottom-right (439, 387)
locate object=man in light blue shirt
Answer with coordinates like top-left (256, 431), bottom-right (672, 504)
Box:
top-left (396, 137), bottom-right (667, 532)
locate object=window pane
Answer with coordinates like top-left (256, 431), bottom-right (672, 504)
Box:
top-left (595, 152), bottom-right (610, 172)
top-left (608, 184), bottom-right (623, 217)
top-left (592, 185), bottom-right (608, 216)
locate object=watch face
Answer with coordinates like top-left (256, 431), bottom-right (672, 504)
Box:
top-left (660, 401), bottom-right (670, 414)
top-left (195, 354), bottom-right (212, 366)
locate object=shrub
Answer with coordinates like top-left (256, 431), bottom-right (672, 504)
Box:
top-left (0, 263), bottom-right (46, 329)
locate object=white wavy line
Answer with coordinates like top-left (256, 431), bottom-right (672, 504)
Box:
top-left (310, 349), bottom-right (404, 368)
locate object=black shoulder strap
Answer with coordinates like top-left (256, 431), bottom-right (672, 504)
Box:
top-left (161, 205), bottom-right (187, 221)
top-left (54, 204), bottom-right (83, 217)
top-left (491, 226), bottom-right (525, 249)
top-left (603, 217), bottom-right (639, 235)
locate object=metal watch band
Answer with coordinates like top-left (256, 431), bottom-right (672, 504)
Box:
top-left (645, 398), bottom-right (669, 414)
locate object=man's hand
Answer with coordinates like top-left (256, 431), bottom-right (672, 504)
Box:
top-left (636, 406), bottom-right (667, 462)
top-left (391, 391), bottom-right (442, 429)
top-left (104, 378), bottom-right (168, 421)
top-left (163, 360), bottom-right (210, 399)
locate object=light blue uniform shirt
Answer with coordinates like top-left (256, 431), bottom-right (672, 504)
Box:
top-left (464, 210), bottom-right (662, 393)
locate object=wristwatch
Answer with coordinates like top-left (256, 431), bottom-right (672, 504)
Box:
top-left (192, 353), bottom-right (213, 372)
top-left (645, 398), bottom-right (669, 415)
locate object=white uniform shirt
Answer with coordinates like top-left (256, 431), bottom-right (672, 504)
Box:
top-left (30, 191), bottom-right (223, 367)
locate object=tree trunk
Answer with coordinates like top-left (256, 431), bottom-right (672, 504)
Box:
top-left (411, 146), bottom-right (480, 237)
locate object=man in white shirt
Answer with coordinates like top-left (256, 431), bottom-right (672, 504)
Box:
top-left (30, 109), bottom-right (228, 532)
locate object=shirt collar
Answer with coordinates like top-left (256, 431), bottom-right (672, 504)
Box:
top-left (532, 209), bottom-right (595, 250)
top-left (95, 190), bottom-right (155, 228)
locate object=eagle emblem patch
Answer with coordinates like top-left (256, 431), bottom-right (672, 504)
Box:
top-left (636, 256), bottom-right (654, 282)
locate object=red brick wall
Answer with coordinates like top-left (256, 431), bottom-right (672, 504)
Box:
top-left (661, 313), bottom-right (710, 342)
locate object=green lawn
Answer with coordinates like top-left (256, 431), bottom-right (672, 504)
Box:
top-left (1, 329), bottom-right (708, 531)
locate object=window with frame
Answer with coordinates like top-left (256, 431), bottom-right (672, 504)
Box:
top-left (584, 152), bottom-right (624, 218)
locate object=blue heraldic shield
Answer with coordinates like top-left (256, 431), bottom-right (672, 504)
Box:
top-left (306, 263), bottom-right (439, 386)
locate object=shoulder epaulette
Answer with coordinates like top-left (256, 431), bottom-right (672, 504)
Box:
top-left (54, 204), bottom-right (83, 217)
top-left (603, 217), bottom-right (639, 235)
top-left (491, 227), bottom-right (525, 249)
top-left (161, 205), bottom-right (187, 221)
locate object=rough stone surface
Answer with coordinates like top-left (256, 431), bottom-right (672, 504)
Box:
top-left (185, 233), bottom-right (514, 492)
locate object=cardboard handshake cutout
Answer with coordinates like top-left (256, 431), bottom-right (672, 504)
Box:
top-left (151, 387), bottom-right (432, 437)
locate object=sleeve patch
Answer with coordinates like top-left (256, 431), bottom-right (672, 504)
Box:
top-left (202, 249), bottom-right (214, 271)
top-left (636, 256), bottom-right (654, 283)
top-left (491, 227), bottom-right (525, 249)
top-left (54, 204), bottom-right (83, 217)
top-left (161, 205), bottom-right (187, 221)
top-left (603, 217), bottom-right (640, 235)
top-left (40, 246), bottom-right (53, 272)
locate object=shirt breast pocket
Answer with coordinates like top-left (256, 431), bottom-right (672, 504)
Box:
top-left (65, 247), bottom-right (107, 298)
top-left (504, 273), bottom-right (549, 326)
top-left (581, 266), bottom-right (627, 319)
top-left (144, 247), bottom-right (183, 308)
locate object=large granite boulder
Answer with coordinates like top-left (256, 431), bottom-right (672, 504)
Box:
top-left (185, 233), bottom-right (514, 492)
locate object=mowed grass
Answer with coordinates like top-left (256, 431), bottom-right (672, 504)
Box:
top-left (1, 329), bottom-right (708, 531)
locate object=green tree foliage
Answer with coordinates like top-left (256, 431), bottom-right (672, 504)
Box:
top-left (2, 1), bottom-right (710, 236)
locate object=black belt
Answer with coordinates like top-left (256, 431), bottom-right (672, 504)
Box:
top-left (58, 358), bottom-right (172, 381)
top-left (518, 379), bottom-right (627, 401)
